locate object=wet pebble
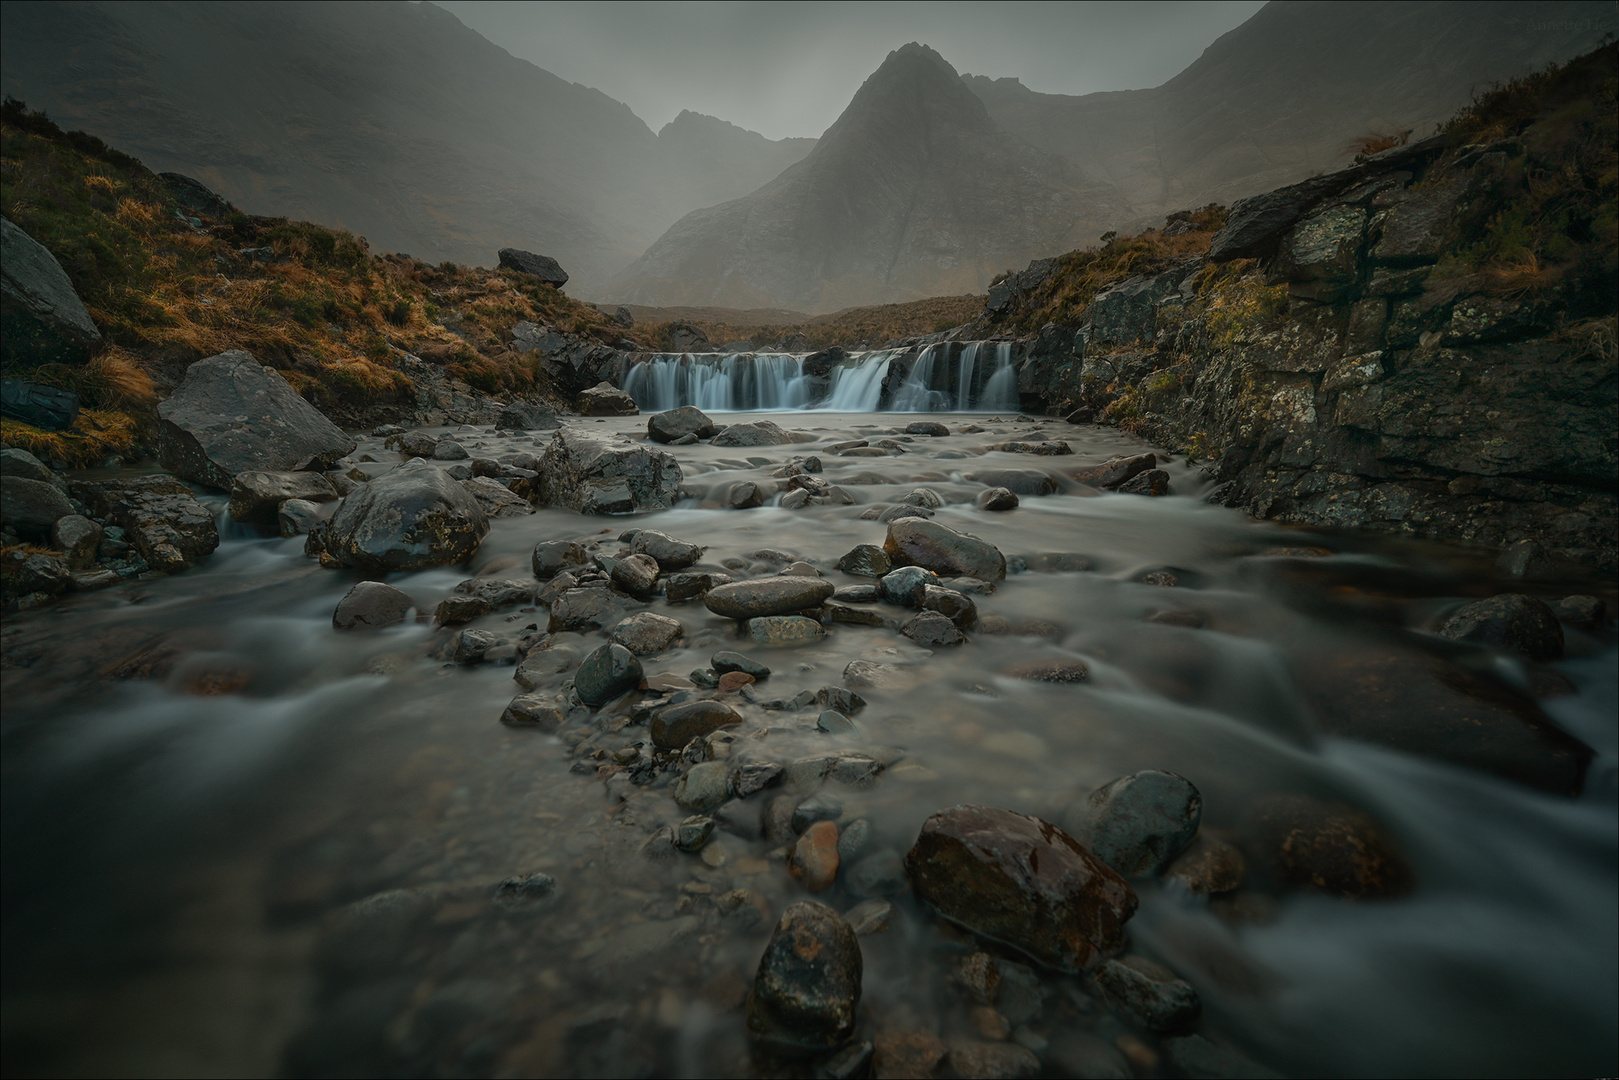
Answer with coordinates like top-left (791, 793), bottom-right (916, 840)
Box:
top-left (1063, 769), bottom-right (1202, 878)
top-left (676, 814), bottom-right (716, 851)
top-left (746, 901), bottom-right (862, 1054)
top-left (948, 1041), bottom-right (1041, 1079)
top-left (731, 761), bottom-right (784, 798)
top-left (1555, 594), bottom-right (1606, 630)
top-left (332, 581), bottom-right (414, 630)
top-left (879, 565), bottom-right (939, 607)
top-left (651, 700), bottom-right (743, 749)
top-left (843, 898), bottom-right (894, 935)
top-left (609, 552), bottom-right (660, 597)
top-left (833, 583), bottom-right (879, 602)
top-left (792, 793), bottom-right (844, 833)
top-left (574, 642), bottom-right (643, 706)
top-left (499, 694), bottom-right (564, 729)
top-left (836, 543), bottom-right (892, 578)
top-left (921, 584), bottom-right (977, 628)
top-left (675, 762), bottom-right (731, 811)
top-left (817, 709), bottom-right (857, 734)
top-left (664, 570), bottom-right (731, 602)
top-left (1118, 468), bottom-right (1170, 496)
top-left (713, 650), bottom-right (770, 679)
top-left (825, 600), bottom-right (889, 626)
top-left (975, 487), bottom-right (1019, 511)
top-left (435, 594), bottom-right (490, 625)
top-left (791, 820), bottom-right (841, 891)
top-left (816, 685), bottom-right (867, 713)
top-left (717, 670), bottom-right (755, 691)
top-left (609, 611), bottom-right (684, 655)
top-left (903, 610), bottom-right (966, 647)
top-left (707, 577), bottom-right (835, 619)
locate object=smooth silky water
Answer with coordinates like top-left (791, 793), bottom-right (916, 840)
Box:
top-left (2, 412), bottom-right (1614, 1078)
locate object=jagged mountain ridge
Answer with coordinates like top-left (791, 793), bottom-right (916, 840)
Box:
top-left (605, 44), bottom-right (1129, 314)
top-left (964, 0), bottom-right (1619, 227)
top-left (0, 0), bottom-right (816, 292)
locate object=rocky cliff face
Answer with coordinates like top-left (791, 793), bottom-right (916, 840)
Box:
top-left (606, 44), bottom-right (1129, 313)
top-left (996, 46), bottom-right (1618, 570)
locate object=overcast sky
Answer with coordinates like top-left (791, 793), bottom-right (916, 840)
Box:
top-left (435, 0), bottom-right (1269, 140)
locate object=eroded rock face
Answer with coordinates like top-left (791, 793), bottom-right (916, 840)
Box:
top-left (746, 901), bottom-right (862, 1056)
top-left (536, 429), bottom-right (681, 514)
top-left (73, 475), bottom-right (219, 573)
top-left (905, 805), bottom-right (1137, 971)
top-left (884, 518), bottom-right (1006, 581)
top-left (323, 459), bottom-right (488, 572)
top-left (156, 351), bottom-right (356, 490)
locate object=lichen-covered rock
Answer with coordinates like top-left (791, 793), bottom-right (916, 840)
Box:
top-left (322, 459), bottom-right (488, 572)
top-left (156, 350), bottom-right (356, 490)
top-left (536, 428), bottom-right (681, 513)
top-left (72, 475), bottom-right (219, 573)
top-left (905, 804), bottom-right (1137, 971)
top-left (746, 901), bottom-right (862, 1056)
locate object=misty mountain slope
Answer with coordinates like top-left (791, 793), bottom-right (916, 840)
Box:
top-left (606, 44), bottom-right (1129, 313)
top-left (0, 0), bottom-right (814, 291)
top-left (966, 0), bottom-right (1619, 222)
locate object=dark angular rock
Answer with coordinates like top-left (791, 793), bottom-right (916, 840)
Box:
top-left (630, 529), bottom-right (705, 569)
top-left (902, 610), bottom-right (966, 647)
top-left (976, 487), bottom-right (1019, 511)
top-left (885, 518), bottom-right (1005, 581)
top-left (664, 570), bottom-right (731, 602)
top-left (745, 901), bottom-right (862, 1056)
top-left (878, 565), bottom-right (939, 607)
top-left (905, 805), bottom-right (1137, 971)
top-left (1062, 770), bottom-right (1202, 878)
top-left (453, 628), bottom-right (497, 664)
top-left (965, 469), bottom-right (1058, 496)
top-left (575, 642), bottom-right (643, 706)
top-left (576, 381), bottom-right (639, 416)
top-left (333, 581), bottom-right (414, 630)
top-left (277, 498), bottom-right (324, 538)
top-left (496, 248), bottom-right (568, 287)
top-left (713, 420), bottom-right (794, 447)
top-left (546, 586), bottom-right (626, 633)
top-left (705, 577), bottom-right (836, 619)
top-left (496, 400), bottom-right (560, 430)
top-left (920, 584), bottom-right (977, 629)
top-left (651, 699), bottom-right (743, 750)
top-left (1, 548), bottom-right (70, 602)
top-left (51, 514), bottom-right (101, 569)
top-left (1118, 469), bottom-right (1170, 496)
top-left (156, 350), bottom-right (356, 490)
top-left (815, 686), bottom-right (866, 714)
top-left (323, 459), bottom-right (488, 572)
top-left (0, 379), bottom-right (79, 431)
top-left (536, 428), bottom-right (681, 514)
top-left (610, 552), bottom-right (660, 598)
top-left (647, 405), bottom-right (717, 443)
top-left (435, 594), bottom-right (491, 625)
top-left (836, 543), bottom-right (892, 578)
top-left (609, 611), bottom-right (683, 655)
top-left (713, 651), bottom-right (770, 680)
top-left (1, 217), bottom-right (102, 366)
top-left (728, 480), bottom-right (767, 509)
top-left (1437, 593), bottom-right (1564, 661)
top-left (72, 475), bottom-right (219, 573)
top-left (227, 470), bottom-right (339, 527)
top-left (531, 539), bottom-right (590, 579)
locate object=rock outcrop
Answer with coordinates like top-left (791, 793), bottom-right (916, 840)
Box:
top-left (157, 351), bottom-right (357, 490)
top-left (536, 428), bottom-right (681, 514)
top-left (1, 217), bottom-right (102, 366)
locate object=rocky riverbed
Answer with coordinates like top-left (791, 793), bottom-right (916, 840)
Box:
top-left (2, 410), bottom-right (1615, 1078)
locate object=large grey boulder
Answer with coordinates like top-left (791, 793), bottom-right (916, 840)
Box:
top-left (0, 475), bottom-right (74, 540)
top-left (157, 350), bottom-right (356, 490)
top-left (536, 428), bottom-right (682, 514)
top-left (647, 405), bottom-right (717, 443)
top-left (1, 217), bottom-right (102, 366)
top-left (497, 249), bottom-right (568, 287)
top-left (323, 459), bottom-right (488, 571)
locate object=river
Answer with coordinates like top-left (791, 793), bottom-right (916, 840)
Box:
top-left (2, 411), bottom-right (1614, 1078)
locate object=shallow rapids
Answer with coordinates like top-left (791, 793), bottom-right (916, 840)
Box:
top-left (3, 412), bottom-right (1615, 1078)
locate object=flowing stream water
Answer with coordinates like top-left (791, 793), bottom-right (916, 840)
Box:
top-left (2, 412), bottom-right (1614, 1078)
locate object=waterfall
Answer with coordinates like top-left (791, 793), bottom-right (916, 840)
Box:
top-left (622, 341), bottom-right (1018, 412)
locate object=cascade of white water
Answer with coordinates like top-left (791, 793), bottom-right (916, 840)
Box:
top-left (820, 352), bottom-right (893, 411)
top-left (979, 341), bottom-right (1019, 411)
top-left (890, 345), bottom-right (945, 412)
top-left (955, 342), bottom-right (981, 410)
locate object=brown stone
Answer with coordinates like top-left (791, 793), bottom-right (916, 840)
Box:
top-left (791, 820), bottom-right (840, 892)
top-left (884, 518), bottom-right (1006, 581)
top-left (947, 1042), bottom-right (1040, 1079)
top-left (1244, 794), bottom-right (1414, 899)
top-left (1071, 453), bottom-right (1156, 489)
top-left (905, 805), bottom-right (1136, 971)
top-left (650, 699), bottom-right (743, 749)
top-left (872, 1029), bottom-right (947, 1079)
top-left (717, 670), bottom-right (756, 692)
top-left (1163, 834), bottom-right (1246, 894)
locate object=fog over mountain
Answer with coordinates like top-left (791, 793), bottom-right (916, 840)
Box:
top-left (3, 0), bottom-right (1614, 309)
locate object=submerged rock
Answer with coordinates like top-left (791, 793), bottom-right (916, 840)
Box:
top-left (746, 901), bottom-right (862, 1056)
top-left (1063, 770), bottom-right (1202, 878)
top-left (905, 805), bottom-right (1136, 971)
top-left (1071, 453), bottom-right (1156, 490)
top-left (651, 700), bottom-right (743, 749)
top-left (1244, 793), bottom-right (1414, 899)
top-left (1437, 593), bottom-right (1564, 660)
top-left (157, 350), bottom-right (356, 490)
top-left (323, 459), bottom-right (488, 572)
top-left (1089, 955), bottom-right (1201, 1032)
top-left (332, 581), bottom-right (414, 630)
